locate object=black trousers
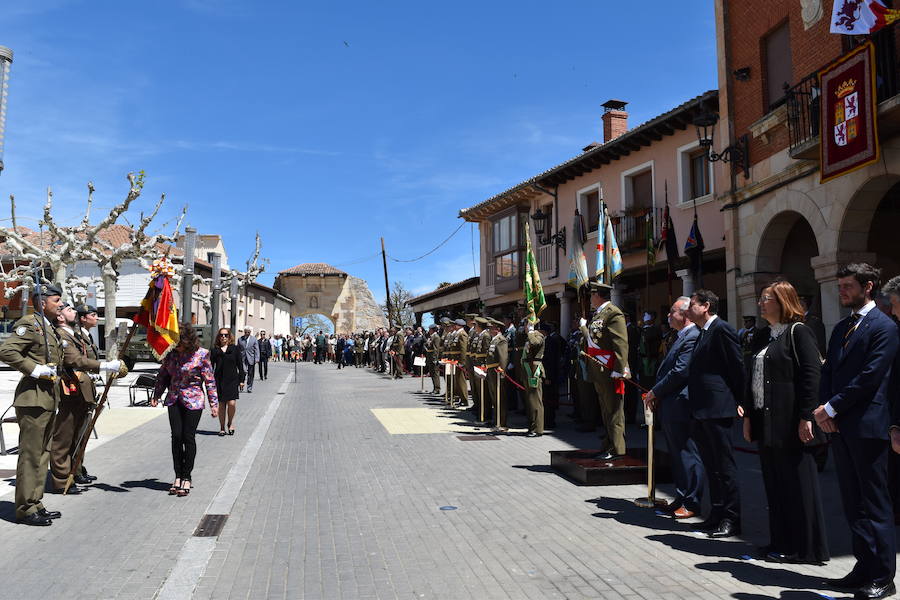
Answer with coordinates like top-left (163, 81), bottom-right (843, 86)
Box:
top-left (759, 444), bottom-right (829, 562)
top-left (258, 357), bottom-right (269, 380)
top-left (244, 361), bottom-right (256, 389)
top-left (168, 403), bottom-right (203, 480)
top-left (832, 433), bottom-right (896, 583)
top-left (691, 417), bottom-right (741, 523)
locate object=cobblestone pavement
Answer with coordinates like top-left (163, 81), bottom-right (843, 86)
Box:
top-left (0, 361), bottom-right (880, 599)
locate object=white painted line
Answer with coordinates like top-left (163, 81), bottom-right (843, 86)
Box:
top-left (155, 372), bottom-right (292, 600)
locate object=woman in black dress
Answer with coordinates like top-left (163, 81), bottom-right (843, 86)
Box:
top-left (211, 328), bottom-right (244, 436)
top-left (742, 280), bottom-right (829, 565)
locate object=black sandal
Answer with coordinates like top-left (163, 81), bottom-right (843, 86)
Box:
top-left (218, 430), bottom-right (226, 437)
top-left (176, 480), bottom-right (191, 497)
top-left (228, 428), bottom-right (235, 436)
top-left (168, 479), bottom-right (182, 495)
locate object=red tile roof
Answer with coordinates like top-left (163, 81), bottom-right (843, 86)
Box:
top-left (278, 263), bottom-right (347, 276)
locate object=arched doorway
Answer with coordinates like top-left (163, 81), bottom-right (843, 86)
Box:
top-left (753, 210), bottom-right (820, 314)
top-left (296, 312), bottom-right (335, 335)
top-left (866, 182), bottom-right (900, 277)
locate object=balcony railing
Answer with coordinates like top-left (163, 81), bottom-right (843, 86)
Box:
top-left (536, 243), bottom-right (553, 273)
top-left (485, 261), bottom-right (495, 287)
top-left (611, 207), bottom-right (663, 254)
top-left (785, 30), bottom-right (898, 157)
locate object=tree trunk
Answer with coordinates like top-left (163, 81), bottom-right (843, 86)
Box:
top-left (102, 270), bottom-right (120, 359)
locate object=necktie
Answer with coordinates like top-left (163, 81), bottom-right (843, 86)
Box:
top-left (842, 313), bottom-right (861, 350)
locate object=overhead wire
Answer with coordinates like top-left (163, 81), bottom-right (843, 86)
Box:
top-left (388, 221), bottom-right (465, 263)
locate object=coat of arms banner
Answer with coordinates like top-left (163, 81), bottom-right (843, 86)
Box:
top-left (819, 41), bottom-right (879, 183)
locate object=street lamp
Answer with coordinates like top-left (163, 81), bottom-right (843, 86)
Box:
top-left (530, 208), bottom-right (566, 252)
top-left (0, 46), bottom-right (14, 176)
top-left (692, 106), bottom-right (750, 178)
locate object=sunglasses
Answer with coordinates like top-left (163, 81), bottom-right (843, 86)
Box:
top-left (218, 333), bottom-right (229, 337)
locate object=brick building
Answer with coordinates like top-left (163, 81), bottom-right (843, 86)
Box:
top-left (715, 0), bottom-right (900, 332)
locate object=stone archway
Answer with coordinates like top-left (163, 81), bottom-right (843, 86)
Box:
top-left (274, 263), bottom-right (388, 334)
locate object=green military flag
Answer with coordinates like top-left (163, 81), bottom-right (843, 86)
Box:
top-left (524, 221), bottom-right (546, 324)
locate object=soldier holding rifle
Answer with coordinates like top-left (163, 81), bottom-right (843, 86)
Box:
top-left (49, 303), bottom-right (124, 494)
top-left (486, 318), bottom-right (509, 432)
top-left (0, 283), bottom-right (65, 525)
top-left (424, 324), bottom-right (442, 395)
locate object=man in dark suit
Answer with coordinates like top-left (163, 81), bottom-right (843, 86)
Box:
top-left (814, 263), bottom-right (899, 600)
top-left (801, 295), bottom-right (827, 356)
top-left (643, 297), bottom-right (703, 519)
top-left (686, 289), bottom-right (744, 538)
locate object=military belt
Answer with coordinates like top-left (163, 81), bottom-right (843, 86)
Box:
top-left (485, 362), bottom-right (500, 369)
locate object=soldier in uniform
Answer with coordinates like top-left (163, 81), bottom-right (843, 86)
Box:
top-left (579, 281), bottom-right (631, 460)
top-left (389, 327), bottom-right (405, 379)
top-left (521, 320), bottom-right (546, 437)
top-left (424, 324), bottom-right (442, 395)
top-left (49, 303), bottom-right (123, 493)
top-left (451, 318), bottom-right (469, 407)
top-left (469, 317), bottom-right (491, 420)
top-left (485, 318), bottom-right (509, 432)
top-left (0, 283), bottom-right (66, 525)
top-left (464, 314), bottom-right (479, 413)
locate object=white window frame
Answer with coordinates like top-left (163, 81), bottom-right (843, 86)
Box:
top-left (620, 160), bottom-right (655, 211)
top-left (676, 140), bottom-right (715, 207)
top-left (576, 182), bottom-right (603, 241)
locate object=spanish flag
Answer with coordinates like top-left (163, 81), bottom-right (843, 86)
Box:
top-left (133, 262), bottom-right (180, 361)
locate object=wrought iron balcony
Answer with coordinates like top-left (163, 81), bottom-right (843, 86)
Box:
top-left (611, 207), bottom-right (663, 255)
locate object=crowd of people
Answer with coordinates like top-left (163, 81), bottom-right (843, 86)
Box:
top-left (6, 262), bottom-right (900, 599)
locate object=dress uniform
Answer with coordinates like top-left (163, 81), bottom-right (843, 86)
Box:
top-left (424, 325), bottom-right (442, 394)
top-left (469, 317), bottom-right (491, 420)
top-left (464, 315), bottom-right (479, 412)
top-left (0, 284), bottom-right (66, 525)
top-left (451, 319), bottom-right (469, 406)
top-left (521, 324), bottom-right (546, 437)
top-left (485, 319), bottom-right (509, 431)
top-left (49, 304), bottom-right (120, 492)
top-left (580, 281), bottom-right (631, 458)
top-left (390, 328), bottom-right (405, 378)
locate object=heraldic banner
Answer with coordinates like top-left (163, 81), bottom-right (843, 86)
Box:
top-left (819, 41), bottom-right (879, 184)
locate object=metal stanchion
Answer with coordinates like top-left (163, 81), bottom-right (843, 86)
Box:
top-left (634, 404), bottom-right (666, 508)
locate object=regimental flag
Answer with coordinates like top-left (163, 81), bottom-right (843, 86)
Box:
top-left (596, 201), bottom-right (623, 284)
top-left (133, 257), bottom-right (180, 361)
top-left (684, 214), bottom-right (705, 288)
top-left (658, 201), bottom-right (679, 275)
top-left (831, 0), bottom-right (900, 35)
top-left (646, 210), bottom-right (656, 268)
top-left (524, 222), bottom-right (547, 324)
top-left (567, 210), bottom-right (589, 289)
top-left (820, 41), bottom-right (880, 183)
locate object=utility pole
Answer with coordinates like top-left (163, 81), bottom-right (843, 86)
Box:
top-left (229, 276), bottom-right (239, 333)
top-left (0, 46), bottom-right (13, 176)
top-left (181, 227), bottom-right (197, 324)
top-left (381, 237), bottom-right (392, 328)
top-left (210, 252), bottom-right (222, 339)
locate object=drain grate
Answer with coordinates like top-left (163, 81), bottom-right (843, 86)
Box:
top-left (193, 514), bottom-right (228, 537)
top-left (456, 435), bottom-right (499, 441)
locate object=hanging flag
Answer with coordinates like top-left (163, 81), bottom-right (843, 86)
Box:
top-left (646, 210), bottom-right (656, 268)
top-left (567, 210), bottom-right (589, 289)
top-left (133, 257), bottom-right (180, 361)
top-left (831, 0), bottom-right (900, 35)
top-left (596, 201), bottom-right (622, 284)
top-left (523, 222), bottom-right (547, 324)
top-left (659, 203), bottom-right (679, 272)
top-left (684, 214), bottom-right (705, 288)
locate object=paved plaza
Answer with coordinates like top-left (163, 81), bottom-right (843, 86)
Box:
top-left (0, 361), bottom-right (874, 599)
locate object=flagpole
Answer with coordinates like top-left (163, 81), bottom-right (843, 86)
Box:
top-left (665, 181), bottom-right (673, 306)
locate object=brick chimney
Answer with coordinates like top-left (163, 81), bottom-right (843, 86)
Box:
top-left (601, 100), bottom-right (628, 143)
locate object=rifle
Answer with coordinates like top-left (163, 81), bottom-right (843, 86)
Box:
top-left (579, 351), bottom-right (649, 393)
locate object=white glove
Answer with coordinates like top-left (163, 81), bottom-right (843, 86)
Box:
top-left (30, 364), bottom-right (57, 380)
top-left (611, 371), bottom-right (623, 379)
top-left (579, 318), bottom-right (587, 327)
top-left (100, 360), bottom-right (121, 373)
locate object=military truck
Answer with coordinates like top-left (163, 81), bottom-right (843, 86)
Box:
top-left (121, 324), bottom-right (212, 370)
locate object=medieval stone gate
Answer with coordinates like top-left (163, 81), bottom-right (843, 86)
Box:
top-left (273, 263), bottom-right (387, 333)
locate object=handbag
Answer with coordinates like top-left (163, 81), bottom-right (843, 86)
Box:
top-left (789, 322), bottom-right (826, 446)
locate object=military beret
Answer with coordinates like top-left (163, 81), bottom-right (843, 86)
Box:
top-left (464, 313), bottom-right (478, 320)
top-left (32, 283), bottom-right (63, 298)
top-left (474, 316), bottom-right (489, 326)
top-left (439, 316), bottom-right (451, 324)
top-left (75, 303), bottom-right (98, 315)
top-left (585, 280), bottom-right (613, 294)
top-left (488, 318), bottom-right (504, 328)
top-left (454, 318), bottom-right (466, 326)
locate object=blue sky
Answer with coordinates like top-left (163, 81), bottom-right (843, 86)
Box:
top-left (0, 1), bottom-right (717, 305)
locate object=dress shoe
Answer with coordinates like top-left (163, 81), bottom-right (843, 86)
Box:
top-left (707, 518), bottom-right (741, 538)
top-left (672, 507), bottom-right (695, 519)
top-left (854, 581), bottom-right (896, 600)
top-left (83, 474), bottom-right (98, 482)
top-left (37, 508), bottom-right (61, 520)
top-left (526, 432), bottom-right (542, 437)
top-left (692, 518), bottom-right (720, 532)
top-left (74, 474), bottom-right (93, 485)
top-left (18, 512), bottom-right (51, 526)
top-left (825, 573), bottom-right (867, 590)
top-left (49, 485), bottom-right (81, 495)
top-left (591, 451), bottom-right (624, 461)
top-left (764, 552), bottom-right (795, 564)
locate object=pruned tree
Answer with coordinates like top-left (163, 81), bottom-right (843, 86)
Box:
top-left (381, 281), bottom-right (415, 327)
top-left (0, 173), bottom-right (186, 359)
